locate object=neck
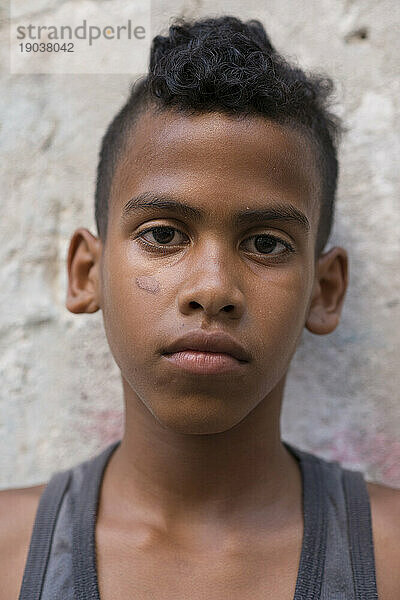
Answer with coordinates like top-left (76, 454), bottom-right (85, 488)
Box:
top-left (101, 375), bottom-right (301, 531)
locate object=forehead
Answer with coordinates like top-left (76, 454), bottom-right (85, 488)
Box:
top-left (109, 109), bottom-right (321, 231)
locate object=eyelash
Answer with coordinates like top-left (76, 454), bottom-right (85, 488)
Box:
top-left (134, 225), bottom-right (295, 260)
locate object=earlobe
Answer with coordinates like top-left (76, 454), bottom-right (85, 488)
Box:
top-left (305, 246), bottom-right (348, 335)
top-left (65, 228), bottom-right (103, 314)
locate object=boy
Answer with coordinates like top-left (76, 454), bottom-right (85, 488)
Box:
top-left (1, 15), bottom-right (399, 600)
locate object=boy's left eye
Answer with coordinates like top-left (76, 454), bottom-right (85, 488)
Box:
top-left (135, 225), bottom-right (294, 257)
top-left (240, 234), bottom-right (293, 256)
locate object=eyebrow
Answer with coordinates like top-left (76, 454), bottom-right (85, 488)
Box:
top-left (121, 192), bottom-right (310, 232)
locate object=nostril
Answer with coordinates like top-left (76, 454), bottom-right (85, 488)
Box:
top-left (223, 305), bottom-right (234, 312)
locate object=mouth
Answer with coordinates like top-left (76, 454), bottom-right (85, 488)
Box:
top-left (161, 329), bottom-right (250, 375)
top-left (162, 349), bottom-right (247, 375)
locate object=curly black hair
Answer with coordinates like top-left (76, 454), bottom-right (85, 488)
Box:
top-left (95, 15), bottom-right (343, 257)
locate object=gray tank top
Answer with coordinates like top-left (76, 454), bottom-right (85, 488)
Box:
top-left (18, 440), bottom-right (379, 599)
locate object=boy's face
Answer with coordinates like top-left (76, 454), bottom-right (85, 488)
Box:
top-left (67, 109), bottom-right (347, 434)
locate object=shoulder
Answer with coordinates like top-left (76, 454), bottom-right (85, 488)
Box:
top-left (0, 483), bottom-right (47, 600)
top-left (366, 481), bottom-right (400, 600)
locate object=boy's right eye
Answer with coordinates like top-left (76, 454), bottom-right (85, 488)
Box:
top-left (135, 225), bottom-right (189, 250)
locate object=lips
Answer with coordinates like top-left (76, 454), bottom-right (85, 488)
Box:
top-left (162, 330), bottom-right (251, 363)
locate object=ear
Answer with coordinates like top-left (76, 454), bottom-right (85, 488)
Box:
top-left (66, 228), bottom-right (103, 314)
top-left (305, 246), bottom-right (348, 335)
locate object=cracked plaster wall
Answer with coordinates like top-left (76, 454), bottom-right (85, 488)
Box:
top-left (1, 0), bottom-right (399, 488)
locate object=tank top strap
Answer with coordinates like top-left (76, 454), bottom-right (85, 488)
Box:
top-left (286, 442), bottom-right (379, 600)
top-left (18, 469), bottom-right (71, 600)
top-left (72, 441), bottom-right (121, 599)
top-left (284, 443), bottom-right (329, 600)
top-left (342, 468), bottom-right (379, 600)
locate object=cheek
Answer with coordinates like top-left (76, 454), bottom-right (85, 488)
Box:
top-left (135, 276), bottom-right (160, 293)
top-left (102, 244), bottom-right (161, 313)
top-left (100, 250), bottom-right (164, 371)
top-left (250, 266), bottom-right (312, 362)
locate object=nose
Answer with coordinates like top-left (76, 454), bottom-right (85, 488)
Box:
top-left (177, 240), bottom-right (245, 321)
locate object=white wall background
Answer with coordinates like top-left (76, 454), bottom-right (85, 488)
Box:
top-left (1, 0), bottom-right (399, 488)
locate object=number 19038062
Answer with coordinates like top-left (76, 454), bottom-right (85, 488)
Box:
top-left (19, 42), bottom-right (74, 52)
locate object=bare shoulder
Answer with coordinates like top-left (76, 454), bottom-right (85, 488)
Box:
top-left (366, 481), bottom-right (400, 600)
top-left (0, 483), bottom-right (47, 600)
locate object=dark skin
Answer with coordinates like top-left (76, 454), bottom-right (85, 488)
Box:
top-left (0, 110), bottom-right (399, 599)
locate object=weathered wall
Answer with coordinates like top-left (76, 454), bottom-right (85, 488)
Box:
top-left (1, 0), bottom-right (399, 488)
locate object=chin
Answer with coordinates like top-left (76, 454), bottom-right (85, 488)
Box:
top-left (148, 397), bottom-right (251, 435)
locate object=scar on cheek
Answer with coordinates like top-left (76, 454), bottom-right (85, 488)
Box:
top-left (135, 276), bottom-right (160, 293)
